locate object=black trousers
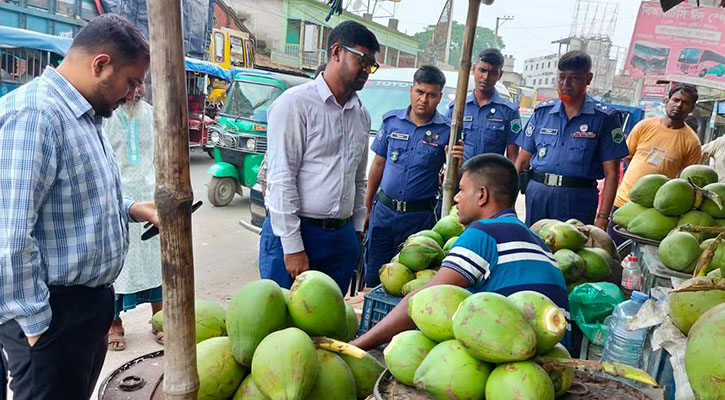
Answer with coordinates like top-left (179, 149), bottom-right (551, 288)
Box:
top-left (0, 285), bottom-right (114, 400)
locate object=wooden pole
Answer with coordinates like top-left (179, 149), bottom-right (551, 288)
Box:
top-left (441, 0), bottom-right (482, 216)
top-left (147, 1), bottom-right (199, 398)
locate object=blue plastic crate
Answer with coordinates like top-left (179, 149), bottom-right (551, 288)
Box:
top-left (358, 285), bottom-right (402, 336)
top-left (644, 347), bottom-right (675, 400)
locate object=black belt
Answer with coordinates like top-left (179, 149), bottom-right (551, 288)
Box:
top-left (378, 190), bottom-right (436, 213)
top-left (300, 216), bottom-right (349, 231)
top-left (531, 171), bottom-right (597, 189)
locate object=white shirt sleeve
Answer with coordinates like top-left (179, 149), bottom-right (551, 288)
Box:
top-left (352, 110), bottom-right (371, 232)
top-left (265, 95), bottom-right (305, 254)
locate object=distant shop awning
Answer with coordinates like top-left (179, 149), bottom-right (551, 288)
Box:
top-left (0, 26), bottom-right (72, 56)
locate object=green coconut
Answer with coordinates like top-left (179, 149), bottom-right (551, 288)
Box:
top-left (653, 178), bottom-right (695, 216)
top-left (485, 361), bottom-right (555, 400)
top-left (442, 236), bottom-right (458, 255)
top-left (338, 352), bottom-right (385, 400)
top-left (305, 350), bottom-right (357, 400)
top-left (685, 303), bottom-right (725, 399)
top-left (669, 276), bottom-right (725, 335)
top-left (581, 224), bottom-right (621, 262)
top-left (554, 249), bottom-right (586, 283)
top-left (344, 301), bottom-right (358, 342)
top-left (629, 174), bottom-right (669, 207)
top-left (400, 278), bottom-right (430, 296)
top-left (452, 292), bottom-right (537, 363)
top-left (531, 218), bottom-right (559, 235)
top-left (232, 375), bottom-right (268, 400)
top-left (152, 299), bottom-right (228, 344)
top-left (432, 215), bottom-right (465, 242)
top-left (578, 247), bottom-right (613, 281)
top-left (545, 222), bottom-right (588, 252)
top-left (542, 343), bottom-right (574, 398)
top-left (227, 280), bottom-right (287, 366)
top-left (288, 271), bottom-right (348, 339)
top-left (715, 218), bottom-right (725, 227)
top-left (612, 202), bottom-right (649, 228)
top-left (413, 340), bottom-right (492, 400)
top-left (415, 269), bottom-right (437, 280)
top-left (379, 262), bottom-right (414, 296)
top-left (699, 182), bottom-right (725, 218)
top-left (680, 164), bottom-right (719, 188)
top-left (408, 284), bottom-right (471, 342)
top-left (677, 210), bottom-right (716, 241)
top-left (197, 337), bottom-right (247, 400)
top-left (627, 208), bottom-right (678, 241)
top-left (449, 205), bottom-right (459, 218)
top-left (384, 330), bottom-right (438, 386)
top-left (408, 230), bottom-right (445, 248)
top-left (399, 239), bottom-right (444, 272)
top-left (251, 327), bottom-right (319, 400)
top-left (658, 232), bottom-right (701, 272)
top-left (566, 218), bottom-right (585, 227)
top-left (507, 291), bottom-right (567, 355)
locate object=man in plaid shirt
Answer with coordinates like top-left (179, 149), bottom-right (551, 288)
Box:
top-left (0, 15), bottom-right (158, 399)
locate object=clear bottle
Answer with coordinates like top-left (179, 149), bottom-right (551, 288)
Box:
top-left (600, 291), bottom-right (650, 368)
top-left (620, 254), bottom-right (642, 298)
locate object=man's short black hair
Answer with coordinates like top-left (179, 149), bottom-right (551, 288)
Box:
top-left (558, 50), bottom-right (592, 73)
top-left (478, 48), bottom-right (505, 69)
top-left (327, 21), bottom-right (380, 55)
top-left (460, 154), bottom-right (519, 207)
top-left (669, 83), bottom-right (699, 103)
top-left (413, 65), bottom-right (446, 90)
top-left (70, 14), bottom-right (149, 64)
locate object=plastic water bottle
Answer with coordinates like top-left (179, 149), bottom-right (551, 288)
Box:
top-left (620, 254), bottom-right (642, 298)
top-left (600, 291), bottom-right (650, 368)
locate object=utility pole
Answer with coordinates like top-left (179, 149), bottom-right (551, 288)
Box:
top-left (493, 15), bottom-right (513, 48)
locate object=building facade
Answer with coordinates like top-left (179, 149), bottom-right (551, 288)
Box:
top-left (523, 53), bottom-right (558, 89)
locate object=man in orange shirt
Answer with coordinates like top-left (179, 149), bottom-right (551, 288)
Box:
top-left (609, 84), bottom-right (701, 244)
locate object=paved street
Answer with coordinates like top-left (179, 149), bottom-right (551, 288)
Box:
top-left (93, 150), bottom-right (262, 397)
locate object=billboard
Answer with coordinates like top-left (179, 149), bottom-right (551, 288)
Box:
top-left (625, 1), bottom-right (725, 90)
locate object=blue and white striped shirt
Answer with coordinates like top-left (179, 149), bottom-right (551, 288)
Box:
top-left (0, 68), bottom-right (133, 336)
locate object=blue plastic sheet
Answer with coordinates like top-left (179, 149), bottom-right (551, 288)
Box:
top-left (0, 26), bottom-right (72, 56)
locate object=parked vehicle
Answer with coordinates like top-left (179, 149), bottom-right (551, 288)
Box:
top-left (206, 69), bottom-right (310, 207)
top-left (184, 57), bottom-right (232, 157)
top-left (240, 68), bottom-right (512, 233)
top-left (1, 26), bottom-right (72, 97)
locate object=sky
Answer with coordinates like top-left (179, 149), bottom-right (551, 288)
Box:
top-left (362, 0), bottom-right (645, 72)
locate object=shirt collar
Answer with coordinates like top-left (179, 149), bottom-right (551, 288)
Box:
top-left (550, 94), bottom-right (596, 117)
top-left (492, 208), bottom-right (517, 219)
top-left (314, 73), bottom-right (362, 110)
top-left (466, 90), bottom-right (503, 107)
top-left (42, 67), bottom-right (95, 119)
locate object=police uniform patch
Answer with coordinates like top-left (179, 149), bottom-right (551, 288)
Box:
top-left (376, 129), bottom-right (383, 140)
top-left (391, 132), bottom-right (409, 141)
top-left (611, 127), bottom-right (624, 144)
top-left (580, 124), bottom-right (588, 132)
top-left (525, 124), bottom-right (535, 137)
top-left (463, 116), bottom-right (473, 122)
top-left (511, 119), bottom-right (522, 134)
top-left (391, 149), bottom-right (400, 162)
top-left (539, 147), bottom-right (547, 158)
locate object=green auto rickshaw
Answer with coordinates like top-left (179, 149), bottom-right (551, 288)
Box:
top-left (206, 69), bottom-right (310, 206)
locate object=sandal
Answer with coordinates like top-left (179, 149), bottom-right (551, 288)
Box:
top-left (108, 325), bottom-right (126, 351)
top-left (151, 327), bottom-right (165, 346)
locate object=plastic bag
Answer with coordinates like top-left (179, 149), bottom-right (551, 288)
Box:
top-left (569, 282), bottom-right (626, 345)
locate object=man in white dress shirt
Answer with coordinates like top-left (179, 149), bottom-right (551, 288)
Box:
top-left (259, 21), bottom-right (380, 293)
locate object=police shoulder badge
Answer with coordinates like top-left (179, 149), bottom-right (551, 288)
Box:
top-left (511, 119), bottom-right (522, 134)
top-left (611, 127), bottom-right (624, 144)
top-left (525, 124), bottom-right (535, 137)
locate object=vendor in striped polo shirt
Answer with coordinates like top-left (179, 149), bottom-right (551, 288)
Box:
top-left (352, 153), bottom-right (570, 351)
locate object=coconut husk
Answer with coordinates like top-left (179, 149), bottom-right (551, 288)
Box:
top-left (693, 232), bottom-right (724, 277)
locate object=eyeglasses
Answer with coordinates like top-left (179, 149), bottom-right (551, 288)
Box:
top-left (339, 45), bottom-right (379, 74)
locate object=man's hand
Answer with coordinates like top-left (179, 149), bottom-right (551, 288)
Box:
top-left (357, 231), bottom-right (365, 243)
top-left (129, 201), bottom-right (160, 226)
top-left (284, 250), bottom-right (309, 278)
top-left (27, 334), bottom-right (40, 347)
top-left (595, 215), bottom-right (609, 231)
top-left (364, 207), bottom-right (372, 231)
top-left (446, 139), bottom-right (465, 162)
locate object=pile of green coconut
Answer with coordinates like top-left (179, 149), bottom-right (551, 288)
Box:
top-left (613, 165), bottom-right (725, 274)
top-left (152, 272), bottom-right (385, 400)
top-left (378, 208), bottom-right (465, 297)
top-left (530, 218), bottom-right (621, 292)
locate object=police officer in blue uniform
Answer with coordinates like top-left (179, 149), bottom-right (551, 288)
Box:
top-left (447, 48), bottom-right (522, 163)
top-left (515, 51), bottom-right (627, 230)
top-left (364, 66), bottom-right (450, 286)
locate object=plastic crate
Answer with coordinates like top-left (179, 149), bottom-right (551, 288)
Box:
top-left (358, 285), bottom-right (402, 336)
top-left (643, 346), bottom-right (675, 400)
top-left (634, 244), bottom-right (690, 294)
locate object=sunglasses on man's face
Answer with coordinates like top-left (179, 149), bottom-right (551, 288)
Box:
top-left (339, 45), bottom-right (379, 74)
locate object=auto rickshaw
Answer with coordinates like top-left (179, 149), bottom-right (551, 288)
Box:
top-left (184, 57), bottom-right (231, 157)
top-left (206, 69), bottom-right (310, 206)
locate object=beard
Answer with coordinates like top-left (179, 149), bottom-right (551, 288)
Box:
top-left (91, 76), bottom-right (124, 118)
top-left (557, 88), bottom-right (587, 105)
top-left (120, 99), bottom-right (141, 118)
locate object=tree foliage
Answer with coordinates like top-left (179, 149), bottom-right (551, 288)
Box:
top-left (413, 21), bottom-right (504, 65)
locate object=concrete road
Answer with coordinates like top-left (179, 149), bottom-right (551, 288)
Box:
top-left (92, 150), bottom-right (262, 398)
